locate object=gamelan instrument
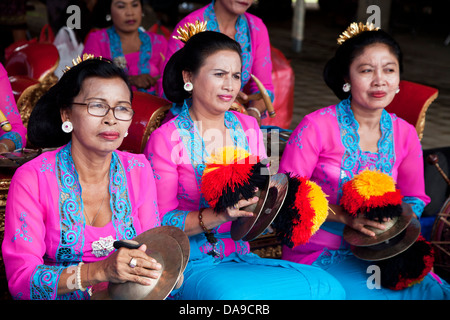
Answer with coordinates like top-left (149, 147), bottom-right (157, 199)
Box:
top-left (0, 148), bottom-right (46, 167)
top-left (91, 226), bottom-right (189, 300)
top-left (341, 170), bottom-right (434, 290)
top-left (200, 147), bottom-right (329, 247)
top-left (428, 153), bottom-right (450, 280)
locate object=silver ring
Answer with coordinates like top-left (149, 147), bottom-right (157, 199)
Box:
top-left (129, 257), bottom-right (137, 268)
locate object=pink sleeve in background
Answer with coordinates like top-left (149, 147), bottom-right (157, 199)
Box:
top-left (0, 63), bottom-right (27, 148)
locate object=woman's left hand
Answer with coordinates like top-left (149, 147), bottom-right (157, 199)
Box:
top-left (221, 196), bottom-right (259, 222)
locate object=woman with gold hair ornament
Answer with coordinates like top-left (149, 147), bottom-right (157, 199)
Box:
top-left (83, 0), bottom-right (167, 95)
top-left (161, 0), bottom-right (274, 125)
top-left (279, 22), bottom-right (450, 299)
top-left (2, 56), bottom-right (162, 299)
top-left (143, 27), bottom-right (345, 299)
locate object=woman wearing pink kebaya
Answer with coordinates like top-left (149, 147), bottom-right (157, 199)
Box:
top-left (83, 0), bottom-right (167, 95)
top-left (163, 0), bottom-right (273, 124)
top-left (144, 30), bottom-right (345, 300)
top-left (0, 63), bottom-right (26, 153)
top-left (2, 57), bottom-right (161, 300)
top-left (279, 25), bottom-right (450, 299)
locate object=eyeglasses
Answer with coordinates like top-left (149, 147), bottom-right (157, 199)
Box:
top-left (72, 101), bottom-right (134, 121)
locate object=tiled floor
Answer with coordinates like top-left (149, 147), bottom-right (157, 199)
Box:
top-left (265, 9), bottom-right (450, 151)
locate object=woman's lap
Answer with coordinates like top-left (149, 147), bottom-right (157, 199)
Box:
top-left (311, 249), bottom-right (450, 300)
top-left (175, 253), bottom-right (345, 300)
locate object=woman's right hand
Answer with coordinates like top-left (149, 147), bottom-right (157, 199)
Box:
top-left (327, 204), bottom-right (386, 237)
top-left (341, 214), bottom-right (386, 237)
top-left (327, 204), bottom-right (385, 237)
top-left (93, 244), bottom-right (162, 286)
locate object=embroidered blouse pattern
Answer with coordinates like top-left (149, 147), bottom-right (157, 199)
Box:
top-left (336, 98), bottom-right (395, 201)
top-left (56, 144), bottom-right (85, 263)
top-left (107, 26), bottom-right (155, 94)
top-left (1, 94), bottom-right (23, 149)
top-left (1, 131), bottom-right (22, 149)
top-left (29, 143), bottom-right (136, 299)
top-left (110, 151), bottom-right (136, 240)
top-left (12, 212), bottom-right (32, 243)
top-left (174, 100), bottom-right (249, 201)
top-left (165, 100), bottom-right (250, 259)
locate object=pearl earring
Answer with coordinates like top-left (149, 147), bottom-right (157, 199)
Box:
top-left (62, 120), bottom-right (73, 133)
top-left (106, 14), bottom-right (111, 21)
top-left (184, 82), bottom-right (193, 92)
top-left (342, 83), bottom-right (351, 92)
top-left (395, 87), bottom-right (400, 94)
top-left (124, 131), bottom-right (128, 137)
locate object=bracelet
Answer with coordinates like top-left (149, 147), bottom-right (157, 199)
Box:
top-left (0, 142), bottom-right (10, 152)
top-left (198, 208), bottom-right (212, 233)
top-left (247, 107), bottom-right (261, 118)
top-left (76, 262), bottom-right (86, 292)
top-left (198, 208), bottom-right (219, 257)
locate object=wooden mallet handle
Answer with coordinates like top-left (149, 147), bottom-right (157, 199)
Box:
top-left (251, 74), bottom-right (276, 117)
top-left (427, 154), bottom-right (450, 186)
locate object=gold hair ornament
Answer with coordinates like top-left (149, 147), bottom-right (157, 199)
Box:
top-left (173, 21), bottom-right (207, 43)
top-left (337, 22), bottom-right (380, 45)
top-left (63, 53), bottom-right (105, 73)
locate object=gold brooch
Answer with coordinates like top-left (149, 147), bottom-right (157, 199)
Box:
top-left (63, 53), bottom-right (103, 73)
top-left (337, 22), bottom-right (380, 45)
top-left (173, 21), bottom-right (207, 43)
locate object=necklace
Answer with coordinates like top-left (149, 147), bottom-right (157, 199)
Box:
top-left (83, 170), bottom-right (109, 226)
top-left (84, 191), bottom-right (108, 226)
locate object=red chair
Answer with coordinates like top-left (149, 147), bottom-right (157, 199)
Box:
top-left (4, 42), bottom-right (60, 82)
top-left (5, 42), bottom-right (60, 132)
top-left (120, 91), bottom-right (171, 154)
top-left (8, 76), bottom-right (41, 131)
top-left (8, 75), bottom-right (39, 103)
top-left (261, 46), bottom-right (294, 129)
top-left (239, 46), bottom-right (294, 129)
top-left (385, 80), bottom-right (439, 140)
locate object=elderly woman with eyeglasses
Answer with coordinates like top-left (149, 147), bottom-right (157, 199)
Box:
top-left (1, 56), bottom-right (162, 300)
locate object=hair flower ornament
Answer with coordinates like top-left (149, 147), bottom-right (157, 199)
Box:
top-left (63, 53), bottom-right (105, 73)
top-left (337, 22), bottom-right (380, 45)
top-left (173, 21), bottom-right (208, 43)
